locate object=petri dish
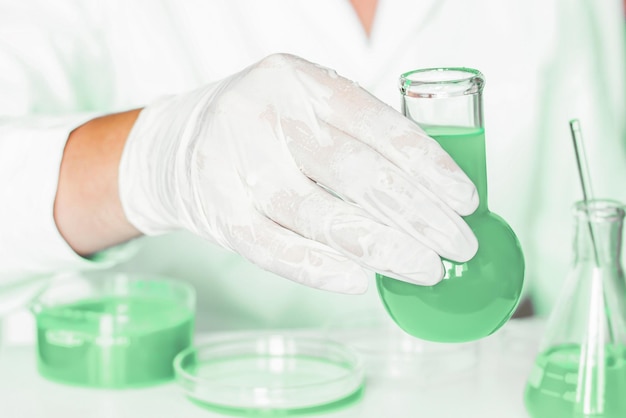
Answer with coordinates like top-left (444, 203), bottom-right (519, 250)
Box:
top-left (326, 310), bottom-right (478, 382)
top-left (31, 271), bottom-right (195, 388)
top-left (174, 334), bottom-right (364, 414)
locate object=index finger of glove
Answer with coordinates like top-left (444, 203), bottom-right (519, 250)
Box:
top-left (293, 60), bottom-right (479, 216)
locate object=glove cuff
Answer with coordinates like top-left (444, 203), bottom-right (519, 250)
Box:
top-left (118, 89), bottom-right (206, 235)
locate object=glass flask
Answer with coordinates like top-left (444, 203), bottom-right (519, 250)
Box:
top-left (376, 68), bottom-right (525, 343)
top-left (524, 200), bottom-right (626, 418)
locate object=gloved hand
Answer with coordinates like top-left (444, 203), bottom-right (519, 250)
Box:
top-left (119, 54), bottom-right (478, 294)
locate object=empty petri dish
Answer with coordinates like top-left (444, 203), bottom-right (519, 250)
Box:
top-left (326, 311), bottom-right (479, 382)
top-left (174, 334), bottom-right (364, 413)
top-left (31, 271), bottom-right (195, 388)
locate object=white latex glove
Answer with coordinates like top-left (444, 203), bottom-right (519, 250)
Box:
top-left (119, 54), bottom-right (478, 294)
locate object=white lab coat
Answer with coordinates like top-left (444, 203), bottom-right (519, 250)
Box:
top-left (0, 0), bottom-right (624, 343)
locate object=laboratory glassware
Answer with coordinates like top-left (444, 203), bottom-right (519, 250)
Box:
top-left (174, 334), bottom-right (364, 413)
top-left (32, 272), bottom-right (195, 388)
top-left (377, 68), bottom-right (525, 342)
top-left (326, 310), bottom-right (478, 382)
top-left (524, 200), bottom-right (626, 418)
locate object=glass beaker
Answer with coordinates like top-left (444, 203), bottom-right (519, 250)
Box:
top-left (376, 68), bottom-right (525, 343)
top-left (31, 271), bottom-right (196, 388)
top-left (524, 200), bottom-right (626, 418)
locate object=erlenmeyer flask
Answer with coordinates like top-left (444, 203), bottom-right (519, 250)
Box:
top-left (376, 68), bottom-right (525, 342)
top-left (524, 200), bottom-right (626, 418)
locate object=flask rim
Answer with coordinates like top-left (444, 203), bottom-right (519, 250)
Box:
top-left (573, 199), bottom-right (625, 222)
top-left (399, 68), bottom-right (485, 98)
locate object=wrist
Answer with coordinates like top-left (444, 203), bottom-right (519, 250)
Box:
top-left (54, 110), bottom-right (143, 256)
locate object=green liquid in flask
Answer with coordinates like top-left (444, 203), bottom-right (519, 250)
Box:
top-left (377, 127), bottom-right (525, 343)
top-left (524, 344), bottom-right (626, 418)
top-left (36, 296), bottom-right (194, 388)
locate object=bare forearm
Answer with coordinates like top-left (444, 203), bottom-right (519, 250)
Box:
top-left (54, 109), bottom-right (143, 256)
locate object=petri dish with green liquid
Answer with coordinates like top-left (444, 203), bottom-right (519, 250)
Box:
top-left (376, 68), bottom-right (525, 343)
top-left (31, 272), bottom-right (195, 388)
top-left (174, 334), bottom-right (364, 414)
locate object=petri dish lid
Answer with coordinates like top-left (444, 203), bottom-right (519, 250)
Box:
top-left (174, 334), bottom-right (364, 412)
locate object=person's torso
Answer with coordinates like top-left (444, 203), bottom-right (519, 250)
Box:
top-left (10, 0), bottom-right (626, 336)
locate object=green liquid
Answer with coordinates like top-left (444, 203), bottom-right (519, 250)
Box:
top-left (525, 345), bottom-right (626, 418)
top-left (184, 354), bottom-right (363, 415)
top-left (189, 387), bottom-right (364, 417)
top-left (377, 127), bottom-right (524, 342)
top-left (36, 296), bottom-right (194, 388)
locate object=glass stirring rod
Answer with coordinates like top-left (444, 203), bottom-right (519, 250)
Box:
top-left (569, 119), bottom-right (600, 266)
top-left (569, 119), bottom-right (619, 347)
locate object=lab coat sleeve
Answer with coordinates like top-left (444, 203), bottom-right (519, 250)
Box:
top-left (0, 1), bottom-right (136, 297)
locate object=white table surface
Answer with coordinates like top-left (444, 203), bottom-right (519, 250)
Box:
top-left (0, 318), bottom-right (544, 418)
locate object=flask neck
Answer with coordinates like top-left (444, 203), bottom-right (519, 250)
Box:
top-left (573, 201), bottom-right (625, 267)
top-left (423, 126), bottom-right (489, 215)
top-left (399, 68), bottom-right (487, 214)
